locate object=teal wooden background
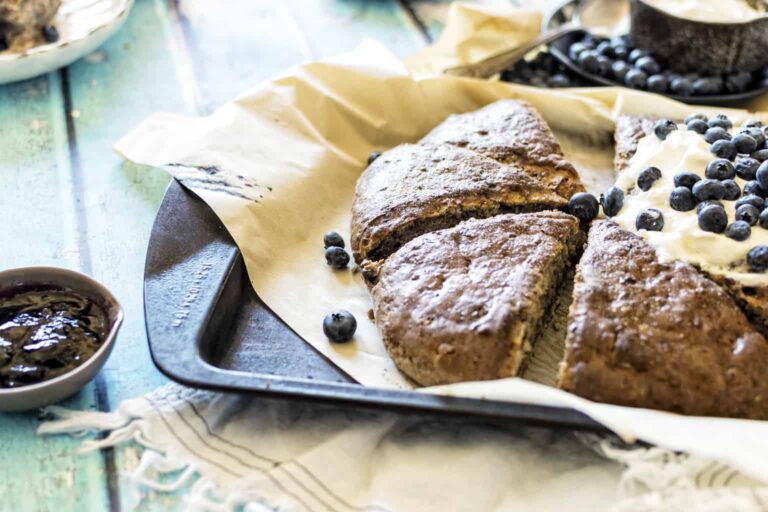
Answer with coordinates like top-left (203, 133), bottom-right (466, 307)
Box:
top-left (0, 0), bottom-right (555, 509)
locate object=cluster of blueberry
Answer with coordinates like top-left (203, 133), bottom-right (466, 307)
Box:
top-left (567, 34), bottom-right (767, 96)
top-left (500, 50), bottom-right (589, 89)
top-left (322, 231), bottom-right (357, 342)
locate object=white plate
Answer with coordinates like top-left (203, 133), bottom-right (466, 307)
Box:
top-left (0, 0), bottom-right (133, 85)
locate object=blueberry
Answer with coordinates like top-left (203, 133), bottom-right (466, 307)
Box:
top-left (745, 127), bottom-right (766, 148)
top-left (752, 149), bottom-right (768, 162)
top-left (601, 186), bottom-right (624, 217)
top-left (595, 56), bottom-right (612, 77)
top-left (635, 56), bottom-right (661, 75)
top-left (736, 204), bottom-right (760, 225)
top-left (567, 192), bottom-right (600, 221)
top-left (325, 247), bottom-right (350, 269)
top-left (710, 140), bottom-right (737, 160)
top-left (747, 246), bottom-right (768, 272)
top-left (670, 77), bottom-right (694, 97)
top-left (732, 133), bottom-right (758, 154)
top-left (725, 221), bottom-right (751, 241)
top-left (709, 114), bottom-right (733, 130)
top-left (596, 41), bottom-right (614, 58)
top-left (704, 127), bottom-right (731, 144)
top-left (628, 48), bottom-right (650, 63)
top-left (636, 209), bottom-right (664, 231)
top-left (547, 74), bottom-right (571, 88)
top-left (609, 35), bottom-right (629, 48)
top-left (725, 72), bottom-right (753, 93)
top-left (42, 25), bottom-right (59, 43)
top-left (745, 119), bottom-right (764, 128)
top-left (613, 45), bottom-right (630, 60)
top-left (697, 200), bottom-right (724, 214)
top-left (705, 159), bottom-right (735, 180)
top-left (637, 166), bottom-right (663, 190)
top-left (611, 60), bottom-right (631, 81)
top-left (693, 179), bottom-right (726, 201)
top-left (669, 187), bottom-right (696, 211)
top-left (323, 231), bottom-right (345, 249)
top-left (686, 119), bottom-right (709, 134)
top-left (685, 113), bottom-right (708, 124)
top-left (736, 194), bottom-right (765, 211)
top-left (673, 171), bottom-right (701, 189)
top-left (743, 181), bottom-right (766, 198)
top-left (569, 42), bottom-right (588, 61)
top-left (578, 50), bottom-right (600, 73)
top-left (698, 204), bottom-right (728, 233)
top-left (760, 209), bottom-right (768, 229)
top-left (757, 161), bottom-right (768, 190)
top-left (722, 179), bottom-right (741, 200)
top-left (736, 157), bottom-right (760, 180)
top-left (322, 310), bottom-right (357, 342)
top-left (367, 152), bottom-right (382, 165)
top-left (693, 77), bottom-right (721, 95)
top-left (647, 74), bottom-right (668, 93)
top-left (624, 68), bottom-right (648, 89)
top-left (653, 120), bottom-right (677, 141)
top-left (580, 36), bottom-right (598, 50)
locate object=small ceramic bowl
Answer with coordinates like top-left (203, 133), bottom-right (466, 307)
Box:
top-left (0, 267), bottom-right (123, 412)
top-left (629, 0), bottom-right (768, 74)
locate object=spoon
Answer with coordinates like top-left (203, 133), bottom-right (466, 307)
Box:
top-left (445, 0), bottom-right (630, 78)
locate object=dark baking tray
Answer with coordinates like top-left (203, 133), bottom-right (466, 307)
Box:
top-left (144, 179), bottom-right (606, 431)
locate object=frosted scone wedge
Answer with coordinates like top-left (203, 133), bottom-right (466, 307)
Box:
top-left (612, 114), bottom-right (768, 336)
top-left (559, 221), bottom-right (768, 419)
top-left (370, 212), bottom-right (584, 386)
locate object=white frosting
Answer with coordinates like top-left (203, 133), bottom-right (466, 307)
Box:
top-left (643, 0), bottom-right (766, 23)
top-left (612, 124), bottom-right (768, 286)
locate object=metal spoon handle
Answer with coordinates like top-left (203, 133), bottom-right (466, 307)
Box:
top-left (444, 23), bottom-right (581, 78)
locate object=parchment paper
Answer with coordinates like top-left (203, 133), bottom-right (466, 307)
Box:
top-left (116, 4), bottom-right (768, 481)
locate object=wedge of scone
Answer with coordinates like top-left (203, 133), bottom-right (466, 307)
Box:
top-left (614, 115), bottom-right (768, 337)
top-left (371, 212), bottom-right (584, 386)
top-left (559, 221), bottom-right (768, 419)
top-left (351, 99), bottom-right (586, 265)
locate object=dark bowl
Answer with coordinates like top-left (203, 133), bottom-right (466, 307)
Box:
top-left (543, 0), bottom-right (768, 106)
top-left (630, 0), bottom-right (768, 74)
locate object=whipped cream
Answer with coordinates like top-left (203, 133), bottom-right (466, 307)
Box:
top-left (612, 124), bottom-right (768, 287)
top-left (643, 0), bottom-right (767, 23)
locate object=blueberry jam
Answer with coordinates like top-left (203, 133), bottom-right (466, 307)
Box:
top-left (0, 288), bottom-right (108, 388)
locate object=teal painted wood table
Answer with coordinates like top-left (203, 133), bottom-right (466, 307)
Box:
top-left (0, 1), bottom-right (567, 509)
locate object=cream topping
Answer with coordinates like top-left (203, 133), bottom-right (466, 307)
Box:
top-left (643, 0), bottom-right (767, 23)
top-left (612, 123), bottom-right (768, 286)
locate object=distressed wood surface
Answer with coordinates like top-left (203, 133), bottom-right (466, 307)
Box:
top-left (0, 0), bottom-right (457, 509)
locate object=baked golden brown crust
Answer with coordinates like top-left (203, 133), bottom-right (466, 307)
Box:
top-left (559, 221), bottom-right (768, 419)
top-left (372, 212), bottom-right (584, 386)
top-left (350, 143), bottom-right (567, 264)
top-left (613, 115), bottom-right (655, 175)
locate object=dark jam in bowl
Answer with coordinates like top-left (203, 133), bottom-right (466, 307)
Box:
top-left (0, 288), bottom-right (108, 388)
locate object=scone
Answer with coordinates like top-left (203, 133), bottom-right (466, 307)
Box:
top-left (370, 212), bottom-right (584, 386)
top-left (559, 221), bottom-right (768, 419)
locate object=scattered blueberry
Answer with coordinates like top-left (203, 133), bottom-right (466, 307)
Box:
top-left (710, 140), bottom-right (737, 160)
top-left (697, 200), bottom-right (724, 214)
top-left (613, 45), bottom-right (630, 60)
top-left (670, 77), bottom-right (694, 97)
top-left (673, 171), bottom-right (701, 189)
top-left (323, 231), bottom-right (345, 249)
top-left (547, 74), bottom-right (571, 87)
top-left (722, 179), bottom-right (741, 200)
top-left (747, 246), bottom-right (768, 272)
top-left (635, 56), bottom-right (661, 75)
top-left (732, 133), bottom-right (758, 155)
top-left (42, 25), bottom-right (59, 44)
top-left (745, 128), bottom-right (766, 148)
top-left (705, 159), bottom-right (735, 180)
top-left (736, 204), bottom-right (760, 225)
top-left (743, 181), bottom-right (766, 198)
top-left (578, 51), bottom-right (601, 74)
top-left (693, 179), bottom-right (726, 202)
top-left (636, 209), bottom-right (664, 231)
top-left (323, 310), bottom-right (357, 342)
top-left (745, 119), bottom-right (764, 128)
top-left (596, 41), bottom-right (614, 58)
top-left (693, 77), bottom-right (721, 95)
top-left (611, 60), bottom-right (631, 82)
top-left (736, 157), bottom-right (760, 180)
top-left (569, 42), bottom-right (588, 61)
top-left (760, 209), bottom-right (768, 229)
top-left (704, 127), bottom-right (731, 144)
top-left (653, 120), bottom-right (677, 141)
top-left (669, 187), bottom-right (696, 211)
top-left (325, 247), bottom-right (350, 269)
top-left (628, 48), bottom-right (650, 63)
top-left (686, 119), bottom-right (709, 134)
top-left (624, 69), bottom-right (648, 89)
top-left (601, 186), bottom-right (624, 217)
top-left (595, 56), bottom-right (612, 77)
top-left (637, 166), bottom-right (663, 190)
top-left (647, 74), bottom-right (668, 93)
top-left (567, 192), bottom-right (600, 221)
top-left (709, 114), bottom-right (733, 130)
top-left (685, 113), bottom-right (707, 124)
top-left (368, 152), bottom-right (382, 165)
top-left (725, 221), bottom-right (751, 241)
top-left (736, 194), bottom-right (765, 211)
top-left (757, 161), bottom-right (768, 190)
top-left (698, 204), bottom-right (728, 233)
top-left (752, 149), bottom-right (768, 163)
